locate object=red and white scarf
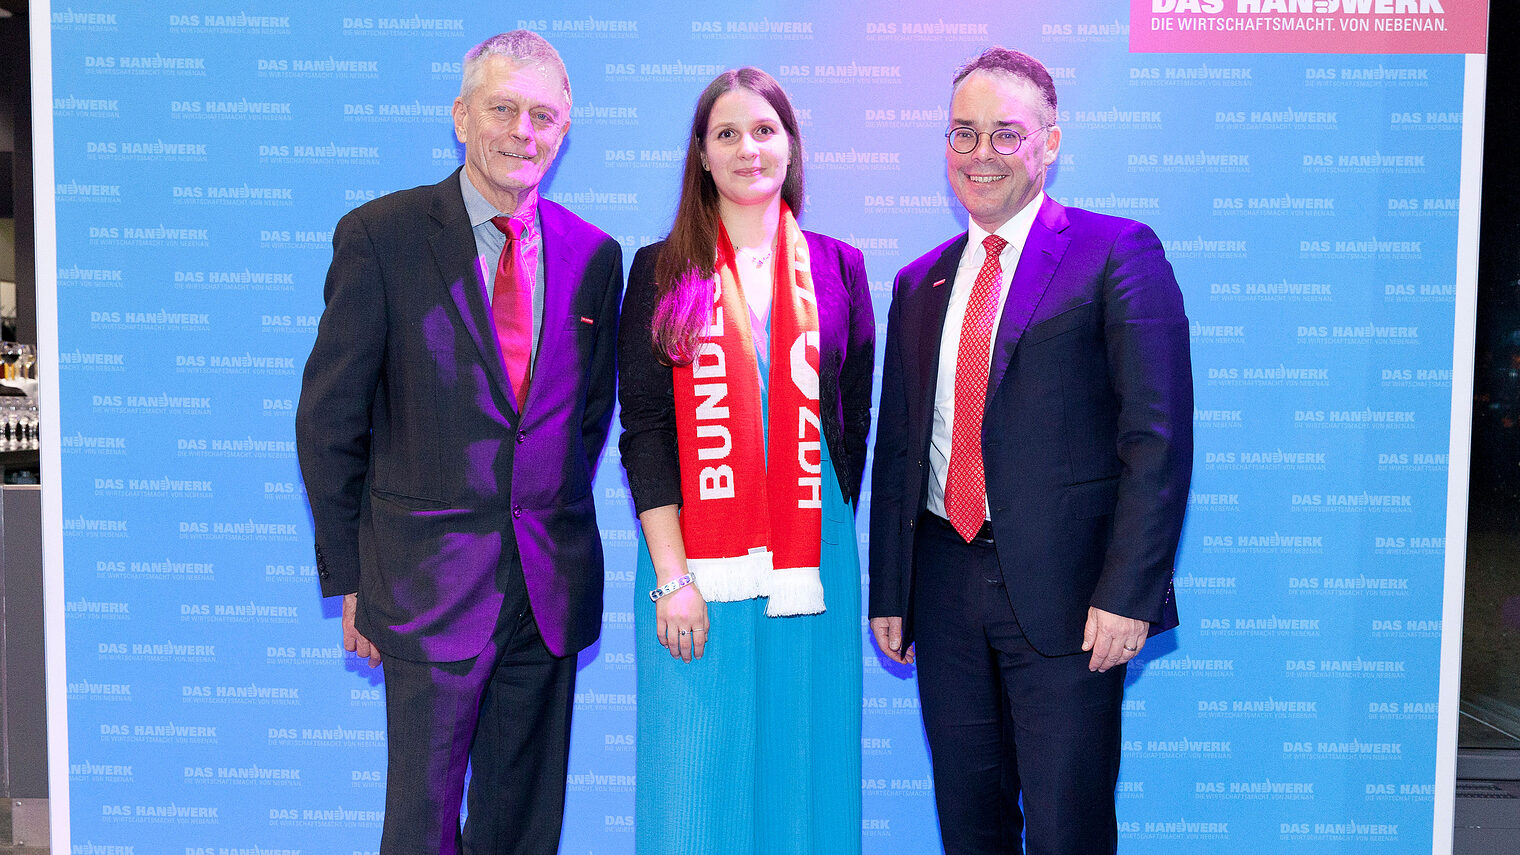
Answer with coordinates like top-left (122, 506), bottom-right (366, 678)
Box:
top-left (672, 204), bottom-right (824, 616)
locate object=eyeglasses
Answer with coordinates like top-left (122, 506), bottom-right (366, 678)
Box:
top-left (945, 124), bottom-right (1054, 156)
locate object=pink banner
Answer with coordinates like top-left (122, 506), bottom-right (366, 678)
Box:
top-left (1130, 0), bottom-right (1488, 54)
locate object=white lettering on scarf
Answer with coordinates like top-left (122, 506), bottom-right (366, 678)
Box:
top-left (791, 330), bottom-right (822, 509)
top-left (696, 280), bottom-right (734, 499)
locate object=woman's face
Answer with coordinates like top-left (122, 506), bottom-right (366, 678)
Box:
top-left (702, 88), bottom-right (790, 211)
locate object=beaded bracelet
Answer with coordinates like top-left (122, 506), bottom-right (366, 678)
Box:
top-left (648, 573), bottom-right (695, 603)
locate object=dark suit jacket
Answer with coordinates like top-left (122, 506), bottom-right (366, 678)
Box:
top-left (297, 169), bottom-right (622, 662)
top-left (868, 197), bottom-right (1192, 656)
top-left (618, 233), bottom-right (874, 515)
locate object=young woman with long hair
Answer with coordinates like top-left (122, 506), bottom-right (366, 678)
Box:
top-left (617, 67), bottom-right (874, 854)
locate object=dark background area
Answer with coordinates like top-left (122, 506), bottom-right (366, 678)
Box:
top-left (0, 0), bottom-right (34, 344)
top-left (1460, 3), bottom-right (1520, 748)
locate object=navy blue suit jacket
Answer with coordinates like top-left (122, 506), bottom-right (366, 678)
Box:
top-left (297, 169), bottom-right (622, 662)
top-left (868, 197), bottom-right (1192, 656)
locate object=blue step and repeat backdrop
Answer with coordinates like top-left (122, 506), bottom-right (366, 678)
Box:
top-left (38, 1), bottom-right (1487, 852)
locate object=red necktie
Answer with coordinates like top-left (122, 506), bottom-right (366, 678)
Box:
top-left (945, 234), bottom-right (1008, 542)
top-left (490, 215), bottom-right (533, 410)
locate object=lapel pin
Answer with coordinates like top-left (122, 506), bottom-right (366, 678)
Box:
top-left (932, 279), bottom-right (946, 288)
top-left (579, 316), bottom-right (595, 325)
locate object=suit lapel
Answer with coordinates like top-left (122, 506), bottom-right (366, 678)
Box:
top-left (429, 171), bottom-right (517, 417)
top-left (987, 197), bottom-right (1069, 397)
top-left (909, 235), bottom-right (967, 419)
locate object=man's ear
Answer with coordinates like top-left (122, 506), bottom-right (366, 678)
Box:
top-left (451, 98), bottom-right (467, 143)
top-left (1042, 125), bottom-right (1061, 168)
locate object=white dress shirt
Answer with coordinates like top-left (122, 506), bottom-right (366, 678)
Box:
top-left (926, 192), bottom-right (1045, 522)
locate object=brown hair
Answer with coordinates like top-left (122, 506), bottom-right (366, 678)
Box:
top-left (651, 67), bottom-right (805, 365)
top-left (953, 46), bottom-right (1058, 126)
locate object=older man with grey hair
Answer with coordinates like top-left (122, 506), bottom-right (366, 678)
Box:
top-left (297, 30), bottom-right (622, 854)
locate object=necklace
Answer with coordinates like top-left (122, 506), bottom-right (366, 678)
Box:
top-left (736, 247), bottom-right (773, 268)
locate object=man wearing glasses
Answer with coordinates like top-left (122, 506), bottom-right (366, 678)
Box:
top-left (868, 47), bottom-right (1192, 854)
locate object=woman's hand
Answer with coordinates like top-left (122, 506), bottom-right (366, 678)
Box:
top-left (656, 583), bottom-right (708, 662)
top-left (639, 504), bottom-right (709, 662)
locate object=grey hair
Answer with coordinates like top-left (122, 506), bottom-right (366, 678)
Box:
top-left (460, 30), bottom-right (572, 105)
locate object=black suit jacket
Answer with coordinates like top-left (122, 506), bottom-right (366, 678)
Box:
top-left (617, 233), bottom-right (875, 514)
top-left (297, 169), bottom-right (622, 662)
top-left (868, 197), bottom-right (1192, 655)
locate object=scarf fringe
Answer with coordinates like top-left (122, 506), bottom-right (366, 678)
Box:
top-left (687, 551), bottom-right (771, 603)
top-left (764, 566), bottom-right (826, 617)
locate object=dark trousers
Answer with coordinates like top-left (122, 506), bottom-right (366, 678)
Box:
top-left (378, 565), bottom-right (577, 855)
top-left (913, 513), bottom-right (1124, 855)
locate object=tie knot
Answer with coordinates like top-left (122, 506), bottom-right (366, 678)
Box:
top-left (491, 215), bottom-right (523, 241)
top-left (982, 234), bottom-right (1008, 257)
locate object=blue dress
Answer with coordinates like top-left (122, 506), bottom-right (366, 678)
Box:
top-left (634, 318), bottom-right (863, 855)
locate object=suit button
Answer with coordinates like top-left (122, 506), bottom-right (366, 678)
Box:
top-left (512, 505), bottom-right (523, 519)
top-left (516, 430), bottom-right (527, 444)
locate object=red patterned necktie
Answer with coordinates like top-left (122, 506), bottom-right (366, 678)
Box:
top-left (490, 215), bottom-right (533, 410)
top-left (945, 234), bottom-right (1008, 542)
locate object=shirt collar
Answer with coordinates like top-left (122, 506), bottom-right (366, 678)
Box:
top-left (459, 172), bottom-right (539, 238)
top-left (966, 191), bottom-right (1045, 259)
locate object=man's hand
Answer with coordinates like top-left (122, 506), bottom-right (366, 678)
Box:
top-left (342, 593), bottom-right (381, 668)
top-left (870, 616), bottom-right (914, 665)
top-left (1082, 606), bottom-right (1147, 673)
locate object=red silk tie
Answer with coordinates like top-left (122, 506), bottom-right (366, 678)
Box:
top-left (490, 215), bottom-right (533, 410)
top-left (945, 234), bottom-right (1008, 542)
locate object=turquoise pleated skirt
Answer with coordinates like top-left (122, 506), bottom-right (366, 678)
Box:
top-left (633, 440), bottom-right (863, 855)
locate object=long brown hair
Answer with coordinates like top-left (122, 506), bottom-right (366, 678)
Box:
top-left (651, 67), bottom-right (805, 365)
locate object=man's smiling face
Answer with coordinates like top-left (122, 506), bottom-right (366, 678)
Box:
top-left (946, 70), bottom-right (1060, 233)
top-left (452, 55), bottom-right (570, 213)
